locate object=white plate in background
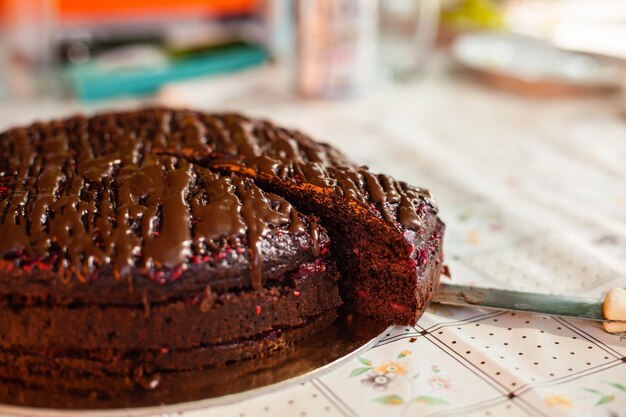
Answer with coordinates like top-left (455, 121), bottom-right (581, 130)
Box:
top-left (452, 31), bottom-right (622, 91)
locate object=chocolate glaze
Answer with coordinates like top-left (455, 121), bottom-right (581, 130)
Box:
top-left (0, 111), bottom-right (325, 290)
top-left (212, 158), bottom-right (436, 232)
top-left (0, 109), bottom-right (436, 290)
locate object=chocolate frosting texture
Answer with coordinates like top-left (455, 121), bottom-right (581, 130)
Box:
top-left (0, 109), bottom-right (436, 289)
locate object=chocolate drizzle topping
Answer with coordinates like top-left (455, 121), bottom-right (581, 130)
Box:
top-left (0, 109), bottom-right (437, 290)
top-left (236, 179), bottom-right (292, 290)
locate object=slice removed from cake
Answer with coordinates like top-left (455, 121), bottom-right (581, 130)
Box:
top-left (209, 159), bottom-right (444, 325)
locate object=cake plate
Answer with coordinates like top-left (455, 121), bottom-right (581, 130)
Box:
top-left (0, 311), bottom-right (391, 416)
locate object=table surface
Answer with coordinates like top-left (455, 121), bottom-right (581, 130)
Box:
top-left (1, 64), bottom-right (625, 417)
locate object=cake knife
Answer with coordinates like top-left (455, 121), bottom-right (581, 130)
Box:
top-left (433, 284), bottom-right (626, 333)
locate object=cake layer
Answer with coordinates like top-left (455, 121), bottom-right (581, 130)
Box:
top-left (0, 309), bottom-right (338, 378)
top-left (0, 260), bottom-right (340, 351)
top-left (0, 227), bottom-right (328, 306)
top-left (0, 309), bottom-right (338, 409)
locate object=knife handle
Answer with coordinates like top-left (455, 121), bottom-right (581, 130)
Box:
top-left (603, 288), bottom-right (626, 333)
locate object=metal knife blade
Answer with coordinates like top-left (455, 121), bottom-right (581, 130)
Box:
top-left (433, 283), bottom-right (607, 322)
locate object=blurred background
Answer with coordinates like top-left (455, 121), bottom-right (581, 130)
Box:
top-left (0, 0), bottom-right (625, 110)
top-left (1, 5), bottom-right (626, 376)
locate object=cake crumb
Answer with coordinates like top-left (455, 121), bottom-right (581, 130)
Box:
top-left (441, 265), bottom-right (451, 279)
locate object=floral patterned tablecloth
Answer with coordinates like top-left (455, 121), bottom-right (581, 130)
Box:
top-left (1, 67), bottom-right (625, 417)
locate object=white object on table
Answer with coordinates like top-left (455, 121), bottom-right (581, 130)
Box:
top-left (452, 31), bottom-right (622, 89)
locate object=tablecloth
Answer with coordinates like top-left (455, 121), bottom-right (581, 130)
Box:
top-left (1, 66), bottom-right (625, 417)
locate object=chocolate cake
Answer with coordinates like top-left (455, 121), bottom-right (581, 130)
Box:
top-left (0, 109), bottom-right (444, 407)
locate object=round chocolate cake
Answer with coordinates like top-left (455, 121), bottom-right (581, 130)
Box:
top-left (0, 109), bottom-right (444, 407)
